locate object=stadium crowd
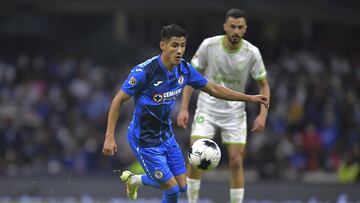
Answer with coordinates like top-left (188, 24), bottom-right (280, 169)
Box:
top-left (0, 43), bottom-right (359, 182)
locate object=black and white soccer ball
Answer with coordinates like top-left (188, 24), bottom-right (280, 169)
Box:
top-left (188, 138), bottom-right (221, 171)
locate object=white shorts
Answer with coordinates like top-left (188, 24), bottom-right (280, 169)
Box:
top-left (190, 110), bottom-right (247, 144)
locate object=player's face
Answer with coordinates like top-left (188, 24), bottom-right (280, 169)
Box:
top-left (160, 36), bottom-right (186, 65)
top-left (223, 17), bottom-right (247, 44)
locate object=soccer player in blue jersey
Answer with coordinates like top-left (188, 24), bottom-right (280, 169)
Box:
top-left (102, 24), bottom-right (268, 203)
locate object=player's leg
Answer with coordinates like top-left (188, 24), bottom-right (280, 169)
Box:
top-left (187, 111), bottom-right (216, 203)
top-left (226, 144), bottom-right (246, 203)
top-left (126, 169), bottom-right (181, 203)
top-left (120, 170), bottom-right (180, 202)
top-left (159, 177), bottom-right (181, 203)
top-left (186, 136), bottom-right (203, 203)
top-left (154, 136), bottom-right (187, 203)
top-left (124, 139), bottom-right (179, 201)
top-left (124, 170), bottom-right (181, 203)
top-left (165, 136), bottom-right (187, 193)
top-left (220, 113), bottom-right (247, 203)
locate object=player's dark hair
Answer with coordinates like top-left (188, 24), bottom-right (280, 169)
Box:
top-left (226, 8), bottom-right (247, 21)
top-left (161, 24), bottom-right (187, 41)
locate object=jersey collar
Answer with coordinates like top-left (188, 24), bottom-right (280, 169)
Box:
top-left (157, 55), bottom-right (177, 76)
top-left (221, 35), bottom-right (243, 54)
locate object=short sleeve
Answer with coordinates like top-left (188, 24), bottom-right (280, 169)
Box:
top-left (190, 40), bottom-right (207, 71)
top-left (250, 48), bottom-right (267, 81)
top-left (121, 66), bottom-right (147, 96)
top-left (186, 63), bottom-right (208, 89)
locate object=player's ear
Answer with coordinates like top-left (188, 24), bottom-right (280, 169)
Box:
top-left (160, 40), bottom-right (166, 51)
top-left (223, 22), bottom-right (227, 33)
top-left (244, 24), bottom-right (248, 33)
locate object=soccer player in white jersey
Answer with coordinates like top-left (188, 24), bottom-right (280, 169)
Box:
top-left (177, 9), bottom-right (270, 203)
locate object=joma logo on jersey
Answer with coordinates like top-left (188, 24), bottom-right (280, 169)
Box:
top-left (153, 81), bottom-right (163, 86)
top-left (153, 89), bottom-right (182, 103)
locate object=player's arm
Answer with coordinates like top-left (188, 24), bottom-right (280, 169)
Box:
top-left (258, 77), bottom-right (270, 117)
top-left (177, 85), bottom-right (193, 128)
top-left (200, 80), bottom-right (268, 107)
top-left (103, 90), bottom-right (131, 156)
top-left (251, 77), bottom-right (270, 132)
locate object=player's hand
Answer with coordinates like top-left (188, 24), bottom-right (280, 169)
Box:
top-left (177, 109), bottom-right (189, 129)
top-left (102, 136), bottom-right (117, 156)
top-left (251, 114), bottom-right (266, 133)
top-left (249, 95), bottom-right (268, 108)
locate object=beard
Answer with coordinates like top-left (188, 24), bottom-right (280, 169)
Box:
top-left (228, 34), bottom-right (241, 44)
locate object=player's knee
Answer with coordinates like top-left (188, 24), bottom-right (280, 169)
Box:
top-left (229, 155), bottom-right (243, 171)
top-left (163, 185), bottom-right (180, 197)
top-left (179, 184), bottom-right (187, 193)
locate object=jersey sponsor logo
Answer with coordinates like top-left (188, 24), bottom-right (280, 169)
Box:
top-left (163, 88), bottom-right (182, 99)
top-left (178, 75), bottom-right (184, 85)
top-left (152, 88), bottom-right (182, 103)
top-left (154, 169), bottom-right (164, 180)
top-left (212, 76), bottom-right (242, 85)
top-left (153, 94), bottom-right (163, 103)
top-left (128, 76), bottom-right (136, 85)
top-left (153, 81), bottom-right (163, 86)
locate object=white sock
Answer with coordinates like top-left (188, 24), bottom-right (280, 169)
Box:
top-left (129, 174), bottom-right (143, 186)
top-left (187, 177), bottom-right (201, 203)
top-left (230, 188), bottom-right (244, 203)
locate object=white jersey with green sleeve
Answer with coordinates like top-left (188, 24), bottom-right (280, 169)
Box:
top-left (191, 35), bottom-right (267, 115)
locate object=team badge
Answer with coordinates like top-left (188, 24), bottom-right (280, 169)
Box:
top-left (128, 76), bottom-right (136, 86)
top-left (178, 75), bottom-right (184, 85)
top-left (196, 115), bottom-right (205, 124)
top-left (154, 169), bottom-right (164, 180)
top-left (153, 94), bottom-right (163, 103)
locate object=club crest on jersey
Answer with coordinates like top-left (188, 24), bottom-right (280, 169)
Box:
top-left (154, 169), bottom-right (164, 180)
top-left (178, 75), bottom-right (184, 85)
top-left (128, 76), bottom-right (136, 86)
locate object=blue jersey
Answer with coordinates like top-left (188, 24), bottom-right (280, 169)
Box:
top-left (122, 55), bottom-right (208, 147)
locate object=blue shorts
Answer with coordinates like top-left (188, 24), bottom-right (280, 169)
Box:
top-left (128, 136), bottom-right (186, 183)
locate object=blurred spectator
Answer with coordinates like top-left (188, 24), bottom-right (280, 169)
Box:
top-left (338, 143), bottom-right (360, 183)
top-left (301, 124), bottom-right (323, 171)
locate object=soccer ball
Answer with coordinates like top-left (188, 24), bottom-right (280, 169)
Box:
top-left (188, 138), bottom-right (221, 171)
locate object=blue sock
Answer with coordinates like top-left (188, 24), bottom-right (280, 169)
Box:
top-left (141, 174), bottom-right (160, 189)
top-left (179, 184), bottom-right (187, 193)
top-left (162, 185), bottom-right (179, 203)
